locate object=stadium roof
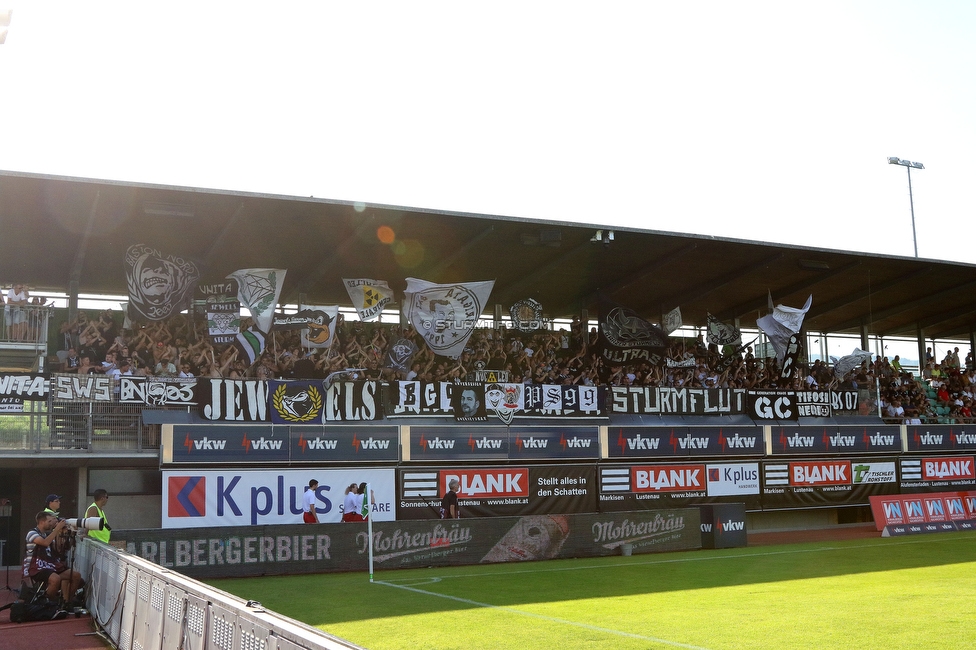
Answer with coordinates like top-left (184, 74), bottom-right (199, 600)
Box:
top-left (2, 169), bottom-right (976, 341)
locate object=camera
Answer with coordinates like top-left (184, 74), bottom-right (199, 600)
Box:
top-left (63, 517), bottom-right (106, 531)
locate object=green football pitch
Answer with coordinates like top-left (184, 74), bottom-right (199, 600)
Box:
top-left (209, 531), bottom-right (976, 649)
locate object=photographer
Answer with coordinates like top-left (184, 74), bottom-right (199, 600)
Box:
top-left (84, 489), bottom-right (111, 543)
top-left (24, 511), bottom-right (82, 603)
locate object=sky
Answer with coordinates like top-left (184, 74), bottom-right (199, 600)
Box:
top-left (1, 2), bottom-right (975, 265)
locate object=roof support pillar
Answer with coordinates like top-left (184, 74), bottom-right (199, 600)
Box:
top-left (917, 325), bottom-right (927, 377)
top-left (860, 322), bottom-right (870, 353)
top-left (969, 326), bottom-right (975, 371)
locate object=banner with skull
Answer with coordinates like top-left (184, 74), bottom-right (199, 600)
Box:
top-left (124, 244), bottom-right (200, 321)
top-left (384, 338), bottom-right (418, 374)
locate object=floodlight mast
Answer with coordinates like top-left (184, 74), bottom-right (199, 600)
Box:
top-left (887, 157), bottom-right (925, 257)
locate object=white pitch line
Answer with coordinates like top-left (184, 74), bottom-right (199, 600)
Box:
top-left (380, 534), bottom-right (975, 583)
top-left (374, 579), bottom-right (711, 650)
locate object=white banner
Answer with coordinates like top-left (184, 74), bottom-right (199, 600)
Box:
top-left (705, 463), bottom-right (761, 496)
top-left (162, 468), bottom-right (396, 528)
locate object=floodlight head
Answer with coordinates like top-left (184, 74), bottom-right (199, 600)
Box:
top-left (910, 161), bottom-right (925, 170)
top-left (887, 157), bottom-right (902, 165)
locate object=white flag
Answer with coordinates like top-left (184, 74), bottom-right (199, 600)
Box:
top-left (342, 278), bottom-right (394, 322)
top-left (771, 294), bottom-right (812, 333)
top-left (832, 348), bottom-right (874, 379)
top-left (663, 306), bottom-right (682, 335)
top-left (227, 268), bottom-right (286, 334)
top-left (758, 294), bottom-right (812, 363)
top-left (403, 277), bottom-right (494, 359)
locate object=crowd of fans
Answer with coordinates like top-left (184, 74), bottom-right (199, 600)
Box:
top-left (42, 307), bottom-right (976, 425)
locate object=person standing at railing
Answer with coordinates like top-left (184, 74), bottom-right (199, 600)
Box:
top-left (84, 489), bottom-right (111, 544)
top-left (6, 283), bottom-right (29, 340)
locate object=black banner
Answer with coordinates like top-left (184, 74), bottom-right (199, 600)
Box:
top-left (269, 380), bottom-right (325, 424)
top-left (610, 387), bottom-right (746, 415)
top-left (607, 426), bottom-right (763, 458)
top-left (398, 464), bottom-right (597, 519)
top-left (0, 373), bottom-right (48, 401)
top-left (747, 390), bottom-right (797, 421)
top-left (388, 381), bottom-right (605, 418)
top-left (194, 379), bottom-right (380, 423)
top-left (769, 425), bottom-right (901, 455)
top-left (761, 457), bottom-right (899, 509)
top-left (114, 509), bottom-right (700, 579)
top-left (120, 377), bottom-right (198, 406)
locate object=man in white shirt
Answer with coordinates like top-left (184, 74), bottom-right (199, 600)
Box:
top-left (302, 479), bottom-right (319, 523)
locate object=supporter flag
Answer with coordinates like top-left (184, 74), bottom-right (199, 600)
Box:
top-left (509, 298), bottom-right (545, 332)
top-left (756, 293), bottom-right (812, 363)
top-left (227, 268), bottom-right (286, 334)
top-left (234, 326), bottom-right (266, 366)
top-left (706, 312), bottom-right (742, 346)
top-left (832, 348), bottom-right (873, 379)
top-left (484, 382), bottom-right (524, 425)
top-left (662, 306), bottom-right (682, 335)
top-left (124, 244), bottom-right (200, 321)
top-left (452, 382), bottom-right (487, 421)
top-left (342, 278), bottom-right (393, 322)
top-left (403, 277), bottom-right (495, 359)
top-left (198, 281), bottom-right (240, 345)
top-left (299, 306), bottom-right (339, 349)
top-left (597, 300), bottom-right (668, 366)
top-left (384, 338), bottom-right (418, 374)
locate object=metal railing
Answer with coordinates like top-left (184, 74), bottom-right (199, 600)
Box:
top-left (0, 303), bottom-right (51, 345)
top-left (0, 399), bottom-right (165, 452)
top-left (79, 537), bottom-right (363, 650)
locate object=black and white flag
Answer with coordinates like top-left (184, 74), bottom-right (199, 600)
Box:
top-left (757, 294), bottom-right (812, 363)
top-left (509, 298), bottom-right (546, 332)
top-left (598, 302), bottom-right (668, 365)
top-left (198, 281), bottom-right (240, 345)
top-left (384, 338), bottom-right (418, 374)
top-left (706, 312), bottom-right (742, 346)
top-left (124, 244), bottom-right (200, 321)
top-left (403, 277), bottom-right (495, 359)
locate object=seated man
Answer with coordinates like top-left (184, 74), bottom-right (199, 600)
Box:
top-left (24, 511), bottom-right (83, 603)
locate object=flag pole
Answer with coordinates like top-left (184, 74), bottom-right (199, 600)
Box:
top-left (366, 482), bottom-right (374, 582)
